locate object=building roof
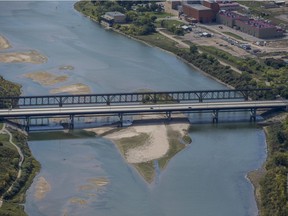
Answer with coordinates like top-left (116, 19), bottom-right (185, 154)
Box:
top-left (183, 3), bottom-right (212, 11)
top-left (105, 12), bottom-right (125, 17)
top-left (218, 11), bottom-right (283, 29)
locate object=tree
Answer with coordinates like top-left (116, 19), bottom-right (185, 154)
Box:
top-left (189, 45), bottom-right (198, 54)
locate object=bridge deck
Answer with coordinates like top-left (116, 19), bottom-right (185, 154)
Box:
top-left (0, 100), bottom-right (287, 118)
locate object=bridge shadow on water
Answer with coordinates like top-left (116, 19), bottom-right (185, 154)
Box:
top-left (21, 111), bottom-right (265, 133)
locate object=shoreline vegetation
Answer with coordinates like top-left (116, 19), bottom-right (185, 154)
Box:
top-left (74, 1), bottom-right (288, 215)
top-left (0, 124), bottom-right (40, 216)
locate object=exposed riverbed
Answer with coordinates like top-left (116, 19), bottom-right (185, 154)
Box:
top-left (0, 1), bottom-right (267, 216)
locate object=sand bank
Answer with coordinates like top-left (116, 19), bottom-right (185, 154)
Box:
top-left (0, 35), bottom-right (10, 49)
top-left (88, 116), bottom-right (190, 164)
top-left (50, 83), bottom-right (91, 94)
top-left (34, 176), bottom-right (51, 200)
top-left (0, 50), bottom-right (47, 64)
top-left (24, 71), bottom-right (68, 86)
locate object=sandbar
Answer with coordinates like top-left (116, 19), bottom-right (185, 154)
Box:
top-left (0, 35), bottom-right (10, 49)
top-left (88, 115), bottom-right (190, 164)
top-left (0, 50), bottom-right (47, 64)
top-left (50, 83), bottom-right (91, 94)
top-left (24, 71), bottom-right (68, 86)
top-left (34, 176), bottom-right (51, 200)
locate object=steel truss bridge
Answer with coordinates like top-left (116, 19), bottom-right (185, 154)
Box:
top-left (0, 88), bottom-right (272, 107)
top-left (0, 88), bottom-right (287, 131)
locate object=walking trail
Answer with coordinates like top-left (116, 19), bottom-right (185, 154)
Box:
top-left (0, 123), bottom-right (24, 208)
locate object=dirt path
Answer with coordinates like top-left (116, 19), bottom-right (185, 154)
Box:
top-left (0, 123), bottom-right (24, 206)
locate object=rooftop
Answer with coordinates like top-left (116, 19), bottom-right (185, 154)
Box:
top-left (105, 11), bottom-right (125, 17)
top-left (219, 11), bottom-right (282, 30)
top-left (184, 3), bottom-right (212, 10)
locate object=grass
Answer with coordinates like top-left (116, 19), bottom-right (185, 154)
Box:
top-left (158, 128), bottom-right (188, 170)
top-left (0, 202), bottom-right (27, 216)
top-left (198, 45), bottom-right (241, 68)
top-left (115, 133), bottom-right (156, 183)
top-left (146, 12), bottom-right (173, 19)
top-left (222, 31), bottom-right (246, 41)
top-left (160, 19), bottom-right (184, 27)
top-left (0, 127), bottom-right (40, 216)
top-left (115, 133), bottom-right (150, 156)
top-left (134, 161), bottom-right (155, 183)
top-left (135, 32), bottom-right (185, 54)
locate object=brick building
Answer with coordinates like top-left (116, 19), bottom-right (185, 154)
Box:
top-left (164, 1), bottom-right (182, 16)
top-left (216, 1), bottom-right (240, 11)
top-left (217, 11), bottom-right (284, 39)
top-left (101, 12), bottom-right (126, 26)
top-left (182, 0), bottom-right (220, 23)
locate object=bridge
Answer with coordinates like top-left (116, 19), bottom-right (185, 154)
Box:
top-left (0, 88), bottom-right (272, 107)
top-left (0, 88), bottom-right (287, 131)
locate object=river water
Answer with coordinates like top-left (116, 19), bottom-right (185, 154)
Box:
top-left (0, 1), bottom-right (266, 216)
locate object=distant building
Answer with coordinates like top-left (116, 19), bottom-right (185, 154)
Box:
top-left (101, 12), bottom-right (126, 26)
top-left (217, 11), bottom-right (284, 38)
top-left (182, 0), bottom-right (220, 23)
top-left (274, 0), bottom-right (286, 6)
top-left (164, 1), bottom-right (182, 16)
top-left (216, 1), bottom-right (240, 11)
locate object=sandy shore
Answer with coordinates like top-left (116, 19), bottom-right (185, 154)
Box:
top-left (50, 83), bottom-right (91, 94)
top-left (87, 116), bottom-right (190, 164)
top-left (24, 71), bottom-right (68, 86)
top-left (0, 35), bottom-right (10, 49)
top-left (34, 176), bottom-right (51, 200)
top-left (0, 50), bottom-right (47, 64)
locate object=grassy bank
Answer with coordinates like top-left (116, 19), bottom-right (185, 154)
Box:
top-left (0, 126), bottom-right (40, 216)
top-left (1, 73), bottom-right (39, 216)
top-left (258, 116), bottom-right (288, 216)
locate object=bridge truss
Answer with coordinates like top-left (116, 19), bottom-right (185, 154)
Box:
top-left (0, 88), bottom-right (273, 108)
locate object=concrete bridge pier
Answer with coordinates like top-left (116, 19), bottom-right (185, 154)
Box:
top-left (212, 110), bottom-right (218, 123)
top-left (166, 111), bottom-right (172, 121)
top-left (69, 115), bottom-right (74, 130)
top-left (118, 113), bottom-right (123, 127)
top-left (25, 117), bottom-right (30, 132)
top-left (250, 108), bottom-right (257, 122)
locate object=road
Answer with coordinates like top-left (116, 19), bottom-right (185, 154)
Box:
top-left (0, 100), bottom-right (287, 118)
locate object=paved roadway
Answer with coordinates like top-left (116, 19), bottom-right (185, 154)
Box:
top-left (0, 100), bottom-right (287, 118)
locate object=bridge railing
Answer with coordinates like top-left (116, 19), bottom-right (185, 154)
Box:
top-left (0, 88), bottom-right (273, 108)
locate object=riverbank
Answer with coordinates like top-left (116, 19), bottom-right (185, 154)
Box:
top-left (248, 112), bottom-right (288, 215)
top-left (0, 124), bottom-right (40, 216)
top-left (0, 34), bottom-right (41, 216)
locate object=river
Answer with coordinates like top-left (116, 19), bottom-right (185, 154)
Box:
top-left (0, 1), bottom-right (266, 216)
